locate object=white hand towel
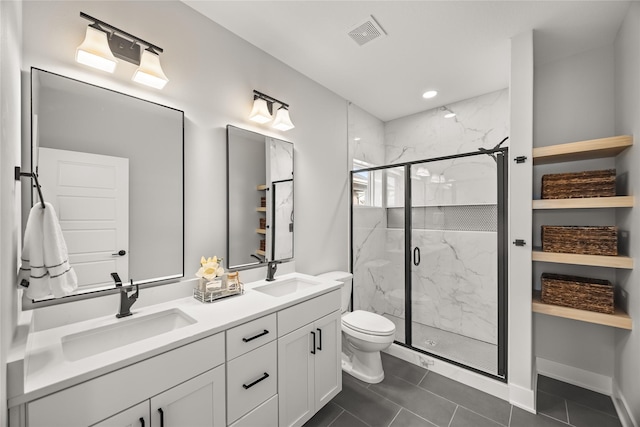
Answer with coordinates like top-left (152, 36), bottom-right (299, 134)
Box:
top-left (17, 202), bottom-right (78, 299)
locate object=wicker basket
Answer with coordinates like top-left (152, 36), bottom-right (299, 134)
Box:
top-left (542, 225), bottom-right (618, 256)
top-left (542, 169), bottom-right (616, 199)
top-left (259, 218), bottom-right (267, 229)
top-left (541, 273), bottom-right (614, 314)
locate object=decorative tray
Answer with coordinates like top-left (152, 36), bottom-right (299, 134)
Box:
top-left (193, 283), bottom-right (244, 303)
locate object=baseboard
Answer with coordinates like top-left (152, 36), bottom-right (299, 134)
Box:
top-left (536, 357), bottom-right (612, 395)
top-left (613, 380), bottom-right (638, 427)
top-left (385, 344), bottom-right (510, 401)
top-left (509, 382), bottom-right (536, 413)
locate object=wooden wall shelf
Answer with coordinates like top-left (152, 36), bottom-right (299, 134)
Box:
top-left (256, 228), bottom-right (266, 235)
top-left (532, 135), bottom-right (632, 165)
top-left (532, 250), bottom-right (633, 269)
top-left (532, 196), bottom-right (634, 210)
top-left (257, 207), bottom-right (267, 212)
top-left (257, 184), bottom-right (268, 191)
top-left (532, 294), bottom-right (632, 330)
top-left (256, 250), bottom-right (265, 256)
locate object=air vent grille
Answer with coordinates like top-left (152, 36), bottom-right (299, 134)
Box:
top-left (348, 16), bottom-right (386, 46)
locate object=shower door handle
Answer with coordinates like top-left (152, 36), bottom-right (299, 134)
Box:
top-left (413, 247), bottom-right (421, 266)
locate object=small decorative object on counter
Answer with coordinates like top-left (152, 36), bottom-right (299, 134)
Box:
top-left (194, 255), bottom-right (243, 303)
top-left (227, 271), bottom-right (241, 292)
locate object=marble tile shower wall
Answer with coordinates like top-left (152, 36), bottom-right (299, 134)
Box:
top-left (350, 89), bottom-right (508, 346)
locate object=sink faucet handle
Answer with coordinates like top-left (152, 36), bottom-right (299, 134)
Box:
top-left (111, 272), bottom-right (122, 287)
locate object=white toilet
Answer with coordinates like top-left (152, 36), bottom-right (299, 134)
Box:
top-left (317, 271), bottom-right (396, 384)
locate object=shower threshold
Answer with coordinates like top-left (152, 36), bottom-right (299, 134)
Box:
top-left (385, 314), bottom-right (498, 377)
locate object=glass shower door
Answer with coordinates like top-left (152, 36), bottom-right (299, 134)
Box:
top-left (409, 152), bottom-right (506, 377)
top-left (351, 165), bottom-right (407, 344)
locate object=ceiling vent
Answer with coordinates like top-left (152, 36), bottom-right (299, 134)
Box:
top-left (348, 15), bottom-right (386, 47)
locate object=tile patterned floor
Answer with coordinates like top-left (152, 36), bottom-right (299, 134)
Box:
top-left (304, 353), bottom-right (622, 427)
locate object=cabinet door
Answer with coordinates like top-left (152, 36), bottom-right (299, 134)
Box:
top-left (150, 365), bottom-right (225, 427)
top-left (313, 310), bottom-right (342, 410)
top-left (278, 323), bottom-right (315, 427)
top-left (91, 401), bottom-right (149, 427)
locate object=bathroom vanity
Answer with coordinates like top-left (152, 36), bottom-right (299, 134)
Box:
top-left (7, 273), bottom-right (342, 427)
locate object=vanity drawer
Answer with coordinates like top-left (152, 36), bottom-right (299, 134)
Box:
top-left (227, 340), bottom-right (277, 424)
top-left (229, 394), bottom-right (278, 427)
top-left (278, 289), bottom-right (341, 337)
top-left (226, 313), bottom-right (277, 360)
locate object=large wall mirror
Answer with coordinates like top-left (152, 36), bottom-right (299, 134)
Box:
top-left (25, 68), bottom-right (184, 305)
top-left (227, 125), bottom-right (293, 270)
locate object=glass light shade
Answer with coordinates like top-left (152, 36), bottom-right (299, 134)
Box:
top-left (249, 98), bottom-right (272, 124)
top-left (272, 107), bottom-right (295, 131)
top-left (132, 50), bottom-right (169, 90)
top-left (75, 26), bottom-right (117, 73)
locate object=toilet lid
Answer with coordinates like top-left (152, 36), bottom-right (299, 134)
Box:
top-left (342, 310), bottom-right (396, 336)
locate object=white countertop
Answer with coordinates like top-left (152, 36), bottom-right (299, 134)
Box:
top-left (9, 272), bottom-right (342, 407)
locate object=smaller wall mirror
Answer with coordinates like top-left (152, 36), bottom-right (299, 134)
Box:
top-left (227, 125), bottom-right (293, 270)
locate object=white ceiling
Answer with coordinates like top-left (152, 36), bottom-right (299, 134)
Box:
top-left (183, 1), bottom-right (631, 122)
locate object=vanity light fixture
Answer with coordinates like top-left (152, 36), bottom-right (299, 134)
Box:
top-left (249, 90), bottom-right (295, 131)
top-left (76, 12), bottom-right (169, 89)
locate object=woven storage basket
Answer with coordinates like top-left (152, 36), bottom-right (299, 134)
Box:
top-left (259, 218), bottom-right (266, 229)
top-left (541, 273), bottom-right (614, 314)
top-left (542, 225), bottom-right (618, 255)
top-left (541, 169), bottom-right (615, 199)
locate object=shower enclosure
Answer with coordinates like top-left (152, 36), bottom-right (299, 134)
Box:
top-left (351, 148), bottom-right (507, 380)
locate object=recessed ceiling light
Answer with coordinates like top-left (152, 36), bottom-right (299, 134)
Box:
top-left (422, 90), bottom-right (438, 99)
top-left (354, 137), bottom-right (361, 141)
top-left (444, 113), bottom-right (456, 119)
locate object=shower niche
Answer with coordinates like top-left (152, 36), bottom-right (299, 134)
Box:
top-left (351, 148), bottom-right (508, 380)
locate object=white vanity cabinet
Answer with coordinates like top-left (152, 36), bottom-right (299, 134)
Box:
top-left (226, 313), bottom-right (278, 426)
top-left (277, 290), bottom-right (342, 427)
top-left (92, 366), bottom-right (226, 427)
top-left (25, 333), bottom-right (226, 427)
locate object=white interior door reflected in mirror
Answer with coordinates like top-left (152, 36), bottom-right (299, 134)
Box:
top-left (38, 148), bottom-right (129, 295)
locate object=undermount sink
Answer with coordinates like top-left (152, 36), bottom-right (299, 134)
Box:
top-left (252, 277), bottom-right (322, 297)
top-left (61, 308), bottom-right (196, 361)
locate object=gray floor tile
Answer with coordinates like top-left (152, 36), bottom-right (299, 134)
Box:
top-left (537, 376), bottom-right (617, 417)
top-left (329, 411), bottom-right (370, 427)
top-left (419, 371), bottom-right (511, 426)
top-left (369, 372), bottom-right (457, 427)
top-left (389, 409), bottom-right (437, 427)
top-left (450, 406), bottom-right (504, 427)
top-left (343, 370), bottom-right (372, 389)
top-left (381, 352), bottom-right (428, 385)
top-left (510, 407), bottom-right (571, 427)
top-left (333, 373), bottom-right (401, 427)
top-left (303, 402), bottom-right (344, 427)
top-left (567, 401), bottom-right (622, 427)
top-left (536, 391), bottom-right (567, 423)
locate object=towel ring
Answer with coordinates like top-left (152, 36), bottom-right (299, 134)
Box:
top-left (15, 166), bottom-right (46, 209)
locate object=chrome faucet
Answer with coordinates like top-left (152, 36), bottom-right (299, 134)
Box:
top-left (265, 260), bottom-right (281, 282)
top-left (111, 273), bottom-right (139, 318)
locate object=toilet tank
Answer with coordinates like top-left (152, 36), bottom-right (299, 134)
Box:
top-left (316, 271), bottom-right (353, 313)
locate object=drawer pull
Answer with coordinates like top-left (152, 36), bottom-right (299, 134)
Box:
top-left (139, 417), bottom-right (145, 427)
top-left (158, 408), bottom-right (164, 427)
top-left (310, 331), bottom-right (316, 354)
top-left (242, 329), bottom-right (269, 343)
top-left (317, 328), bottom-right (322, 351)
top-left (243, 372), bottom-right (270, 389)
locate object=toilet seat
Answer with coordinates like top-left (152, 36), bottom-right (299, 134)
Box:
top-left (342, 310), bottom-right (395, 336)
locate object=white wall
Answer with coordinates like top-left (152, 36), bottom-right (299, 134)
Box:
top-left (6, 0), bottom-right (349, 345)
top-left (533, 45), bottom-right (617, 379)
top-left (614, 2), bottom-right (640, 423)
top-left (0, 1), bottom-right (23, 424)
